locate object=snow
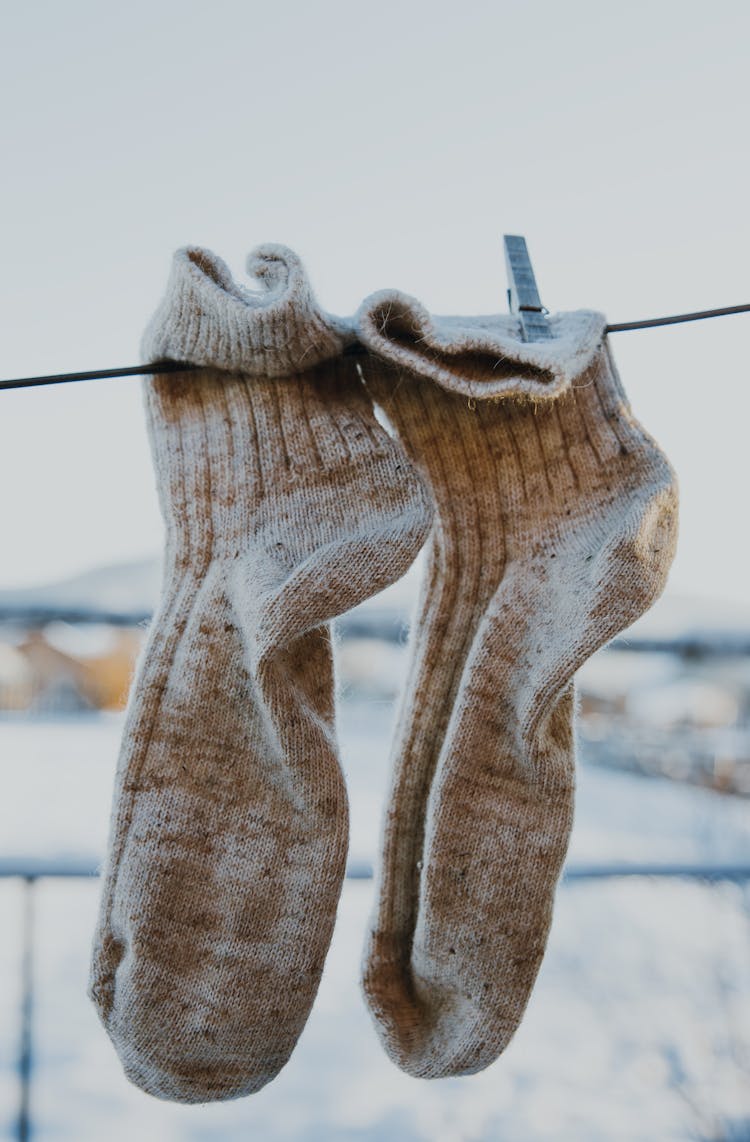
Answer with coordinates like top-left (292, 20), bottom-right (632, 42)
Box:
top-left (0, 700), bottom-right (748, 1140)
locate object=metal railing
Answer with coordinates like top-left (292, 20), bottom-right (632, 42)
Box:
top-left (2, 614), bottom-right (750, 1138)
top-left (5, 859), bottom-right (750, 1142)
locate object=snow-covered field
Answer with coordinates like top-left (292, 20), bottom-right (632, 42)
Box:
top-left (0, 701), bottom-right (748, 1141)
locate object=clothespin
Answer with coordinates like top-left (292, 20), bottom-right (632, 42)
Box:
top-left (503, 235), bottom-right (553, 342)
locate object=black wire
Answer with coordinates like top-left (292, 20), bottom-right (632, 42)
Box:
top-left (606, 302), bottom-right (750, 332)
top-left (2, 303), bottom-right (749, 392)
top-left (0, 360), bottom-right (199, 392)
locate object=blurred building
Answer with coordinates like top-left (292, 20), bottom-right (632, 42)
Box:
top-left (0, 558), bottom-right (749, 795)
top-left (0, 625), bottom-right (142, 715)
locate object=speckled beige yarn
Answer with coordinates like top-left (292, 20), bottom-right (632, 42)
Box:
top-left (356, 290), bottom-right (679, 1079)
top-left (89, 249), bottom-right (432, 1103)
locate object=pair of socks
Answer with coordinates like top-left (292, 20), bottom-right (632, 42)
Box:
top-left (89, 245), bottom-right (433, 1102)
top-left (355, 291), bottom-right (679, 1078)
top-left (90, 245), bottom-right (678, 1101)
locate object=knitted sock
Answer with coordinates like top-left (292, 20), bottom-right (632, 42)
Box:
top-left (356, 292), bottom-right (678, 1078)
top-left (89, 248), bottom-right (432, 1103)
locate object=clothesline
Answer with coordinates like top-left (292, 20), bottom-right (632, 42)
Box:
top-left (1, 301), bottom-right (749, 393)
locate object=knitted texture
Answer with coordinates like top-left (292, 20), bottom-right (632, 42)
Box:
top-left (356, 290), bottom-right (678, 1078)
top-left (89, 247), bottom-right (432, 1103)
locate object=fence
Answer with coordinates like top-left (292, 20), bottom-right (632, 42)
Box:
top-left (5, 859), bottom-right (750, 1142)
top-left (2, 615), bottom-right (750, 1138)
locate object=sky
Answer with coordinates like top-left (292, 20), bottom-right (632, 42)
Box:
top-left (0, 0), bottom-right (748, 604)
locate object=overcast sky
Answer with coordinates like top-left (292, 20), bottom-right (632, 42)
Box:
top-left (0, 0), bottom-right (748, 605)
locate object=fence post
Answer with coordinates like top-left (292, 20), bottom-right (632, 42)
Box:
top-left (17, 877), bottom-right (34, 1142)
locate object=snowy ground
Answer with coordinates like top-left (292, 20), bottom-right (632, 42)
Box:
top-left (0, 701), bottom-right (749, 1141)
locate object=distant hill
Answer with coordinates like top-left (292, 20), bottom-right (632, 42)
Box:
top-left (0, 560), bottom-right (161, 624)
top-left (0, 556), bottom-right (421, 635)
top-left (0, 556), bottom-right (748, 648)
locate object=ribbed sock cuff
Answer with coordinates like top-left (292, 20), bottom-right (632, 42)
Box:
top-left (142, 243), bottom-right (356, 376)
top-left (356, 289), bottom-right (607, 400)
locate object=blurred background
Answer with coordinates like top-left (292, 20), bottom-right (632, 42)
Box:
top-left (1, 1), bottom-right (749, 1138)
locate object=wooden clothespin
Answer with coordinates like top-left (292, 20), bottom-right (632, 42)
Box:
top-left (503, 235), bottom-right (552, 342)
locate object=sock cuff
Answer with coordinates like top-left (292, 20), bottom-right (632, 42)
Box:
top-left (142, 243), bottom-right (356, 376)
top-left (356, 289), bottom-right (607, 400)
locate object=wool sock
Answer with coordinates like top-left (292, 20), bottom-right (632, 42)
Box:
top-left (89, 248), bottom-right (432, 1103)
top-left (356, 292), bottom-right (678, 1078)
